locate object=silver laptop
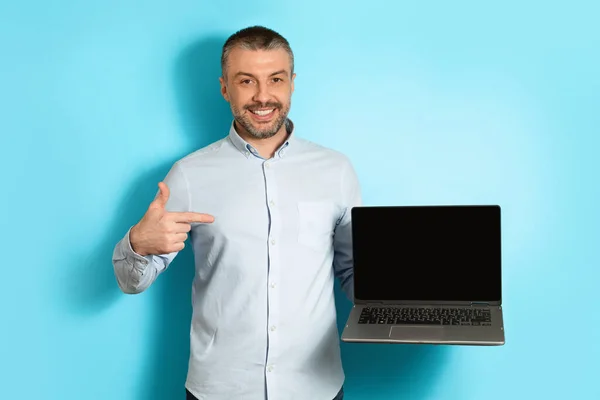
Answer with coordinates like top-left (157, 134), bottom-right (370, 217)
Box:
top-left (341, 205), bottom-right (505, 346)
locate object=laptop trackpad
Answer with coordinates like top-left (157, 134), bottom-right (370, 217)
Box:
top-left (389, 326), bottom-right (444, 341)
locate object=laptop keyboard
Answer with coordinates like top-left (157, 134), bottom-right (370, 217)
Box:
top-left (358, 306), bottom-right (492, 326)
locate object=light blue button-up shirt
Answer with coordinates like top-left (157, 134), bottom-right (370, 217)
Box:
top-left (112, 119), bottom-right (362, 400)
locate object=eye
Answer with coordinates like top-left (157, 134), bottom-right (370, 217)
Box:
top-left (273, 77), bottom-right (283, 83)
top-left (240, 79), bottom-right (252, 85)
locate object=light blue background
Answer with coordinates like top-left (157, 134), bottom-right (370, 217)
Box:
top-left (1, 1), bottom-right (598, 399)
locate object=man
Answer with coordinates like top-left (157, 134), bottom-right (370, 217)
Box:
top-left (112, 25), bottom-right (361, 400)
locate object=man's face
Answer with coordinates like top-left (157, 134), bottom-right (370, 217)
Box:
top-left (220, 47), bottom-right (295, 140)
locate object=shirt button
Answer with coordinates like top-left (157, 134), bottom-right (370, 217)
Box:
top-left (267, 365), bottom-right (273, 372)
top-left (270, 239), bottom-right (276, 245)
top-left (270, 282), bottom-right (276, 288)
top-left (269, 200), bottom-right (275, 206)
top-left (270, 325), bottom-right (276, 331)
top-left (265, 162), bottom-right (270, 168)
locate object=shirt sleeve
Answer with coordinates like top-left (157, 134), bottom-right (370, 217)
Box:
top-left (112, 161), bottom-right (190, 294)
top-left (333, 157), bottom-right (362, 302)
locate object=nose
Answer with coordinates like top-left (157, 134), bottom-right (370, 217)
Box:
top-left (252, 82), bottom-right (271, 104)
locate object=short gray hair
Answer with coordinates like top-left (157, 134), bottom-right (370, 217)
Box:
top-left (221, 26), bottom-right (294, 79)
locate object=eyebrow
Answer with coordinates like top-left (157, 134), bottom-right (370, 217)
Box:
top-left (234, 70), bottom-right (288, 79)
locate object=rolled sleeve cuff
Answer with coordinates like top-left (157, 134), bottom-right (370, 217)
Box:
top-left (117, 227), bottom-right (151, 271)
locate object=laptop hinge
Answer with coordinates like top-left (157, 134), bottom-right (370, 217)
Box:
top-left (470, 302), bottom-right (490, 307)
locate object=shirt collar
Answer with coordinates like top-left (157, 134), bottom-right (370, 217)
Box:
top-left (228, 118), bottom-right (294, 160)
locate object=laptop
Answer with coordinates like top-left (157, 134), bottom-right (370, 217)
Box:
top-left (340, 205), bottom-right (505, 346)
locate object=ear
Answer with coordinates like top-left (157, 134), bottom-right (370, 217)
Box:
top-left (291, 72), bottom-right (296, 94)
top-left (219, 76), bottom-right (230, 102)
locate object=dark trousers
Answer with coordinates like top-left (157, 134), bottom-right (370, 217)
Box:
top-left (186, 387), bottom-right (344, 399)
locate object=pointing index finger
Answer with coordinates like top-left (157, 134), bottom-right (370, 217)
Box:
top-left (169, 212), bottom-right (215, 224)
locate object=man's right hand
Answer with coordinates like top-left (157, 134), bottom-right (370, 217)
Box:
top-left (129, 182), bottom-right (215, 256)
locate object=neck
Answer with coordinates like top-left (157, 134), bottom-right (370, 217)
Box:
top-left (235, 120), bottom-right (289, 159)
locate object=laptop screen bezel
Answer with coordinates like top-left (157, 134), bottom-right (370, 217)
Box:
top-left (350, 205), bottom-right (503, 306)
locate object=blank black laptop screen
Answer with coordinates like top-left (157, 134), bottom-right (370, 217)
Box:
top-left (351, 205), bottom-right (501, 303)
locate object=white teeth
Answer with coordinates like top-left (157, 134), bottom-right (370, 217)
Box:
top-left (252, 109), bottom-right (274, 116)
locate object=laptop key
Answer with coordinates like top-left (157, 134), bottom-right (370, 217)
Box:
top-left (394, 319), bottom-right (440, 325)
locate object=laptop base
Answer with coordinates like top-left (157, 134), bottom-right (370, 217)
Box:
top-left (341, 304), bottom-right (505, 346)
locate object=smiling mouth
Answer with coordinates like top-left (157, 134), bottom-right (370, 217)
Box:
top-left (249, 108), bottom-right (276, 116)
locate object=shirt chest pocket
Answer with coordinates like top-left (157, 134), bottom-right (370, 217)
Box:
top-left (297, 201), bottom-right (340, 251)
